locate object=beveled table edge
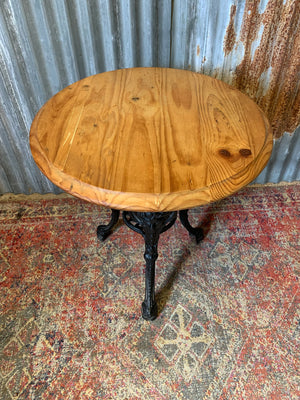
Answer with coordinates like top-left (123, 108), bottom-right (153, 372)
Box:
top-left (29, 69), bottom-right (273, 212)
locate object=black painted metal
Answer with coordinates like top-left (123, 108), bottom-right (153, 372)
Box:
top-left (179, 209), bottom-right (204, 243)
top-left (123, 211), bottom-right (177, 320)
top-left (97, 209), bottom-right (120, 241)
top-left (97, 208), bottom-right (204, 320)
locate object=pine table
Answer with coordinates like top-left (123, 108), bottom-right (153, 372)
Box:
top-left (30, 68), bottom-right (273, 320)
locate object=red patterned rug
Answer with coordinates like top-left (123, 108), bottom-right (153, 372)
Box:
top-left (0, 184), bottom-right (299, 400)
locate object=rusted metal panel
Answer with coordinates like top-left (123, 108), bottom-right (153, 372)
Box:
top-left (231, 0), bottom-right (300, 139)
top-left (172, 0), bottom-right (299, 138)
top-left (0, 0), bottom-right (298, 194)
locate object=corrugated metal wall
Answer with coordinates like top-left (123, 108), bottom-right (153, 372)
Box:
top-left (0, 0), bottom-right (299, 194)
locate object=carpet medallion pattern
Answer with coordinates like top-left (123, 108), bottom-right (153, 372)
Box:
top-left (0, 185), bottom-right (299, 399)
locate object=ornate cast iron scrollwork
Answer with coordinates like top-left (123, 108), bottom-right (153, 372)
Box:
top-left (97, 208), bottom-right (204, 320)
top-left (123, 211), bottom-right (177, 320)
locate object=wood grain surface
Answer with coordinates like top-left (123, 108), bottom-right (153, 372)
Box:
top-left (30, 68), bottom-right (273, 211)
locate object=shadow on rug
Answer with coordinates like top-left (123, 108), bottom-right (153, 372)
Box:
top-left (0, 184), bottom-right (299, 399)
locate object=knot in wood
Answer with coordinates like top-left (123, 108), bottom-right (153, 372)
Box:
top-left (239, 149), bottom-right (252, 157)
top-left (219, 149), bottom-right (231, 158)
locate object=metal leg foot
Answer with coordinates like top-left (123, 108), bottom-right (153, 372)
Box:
top-left (123, 211), bottom-right (177, 320)
top-left (97, 209), bottom-right (120, 241)
top-left (179, 209), bottom-right (204, 243)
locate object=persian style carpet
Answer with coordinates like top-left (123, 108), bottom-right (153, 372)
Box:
top-left (0, 184), bottom-right (299, 400)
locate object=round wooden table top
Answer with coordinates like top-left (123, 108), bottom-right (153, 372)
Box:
top-left (30, 68), bottom-right (273, 212)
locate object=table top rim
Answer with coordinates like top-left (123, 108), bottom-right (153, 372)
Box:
top-left (30, 67), bottom-right (273, 212)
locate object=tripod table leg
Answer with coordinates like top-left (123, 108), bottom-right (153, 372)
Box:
top-left (97, 209), bottom-right (120, 241)
top-left (179, 209), bottom-right (204, 243)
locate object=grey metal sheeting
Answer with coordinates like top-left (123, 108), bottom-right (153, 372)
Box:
top-left (0, 0), bottom-right (299, 194)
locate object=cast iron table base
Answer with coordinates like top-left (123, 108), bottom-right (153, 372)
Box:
top-left (97, 209), bottom-right (204, 320)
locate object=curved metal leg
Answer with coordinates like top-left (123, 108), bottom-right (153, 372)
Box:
top-left (123, 211), bottom-right (177, 320)
top-left (97, 209), bottom-right (120, 241)
top-left (179, 209), bottom-right (204, 243)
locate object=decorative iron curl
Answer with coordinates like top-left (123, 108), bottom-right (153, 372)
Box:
top-left (122, 211), bottom-right (177, 238)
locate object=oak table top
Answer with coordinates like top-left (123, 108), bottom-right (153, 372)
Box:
top-left (30, 68), bottom-right (273, 212)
